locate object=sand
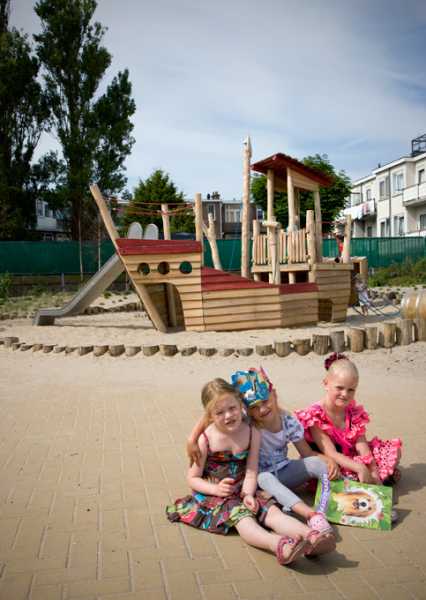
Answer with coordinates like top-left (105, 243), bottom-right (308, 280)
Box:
top-left (1, 311), bottom-right (426, 597)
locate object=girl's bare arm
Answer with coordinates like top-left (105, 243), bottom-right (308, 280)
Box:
top-left (310, 425), bottom-right (371, 481)
top-left (186, 415), bottom-right (209, 466)
top-left (355, 435), bottom-right (380, 483)
top-left (241, 427), bottom-right (260, 498)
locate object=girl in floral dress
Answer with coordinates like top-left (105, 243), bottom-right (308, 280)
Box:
top-left (295, 353), bottom-right (402, 485)
top-left (167, 378), bottom-right (331, 565)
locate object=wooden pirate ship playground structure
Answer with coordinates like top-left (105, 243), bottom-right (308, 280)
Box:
top-left (84, 142), bottom-right (359, 333)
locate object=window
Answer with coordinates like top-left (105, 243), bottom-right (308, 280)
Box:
top-left (379, 176), bottom-right (389, 199)
top-left (419, 169), bottom-right (425, 184)
top-left (256, 207), bottom-right (264, 220)
top-left (224, 206), bottom-right (241, 223)
top-left (207, 204), bottom-right (216, 219)
top-left (36, 200), bottom-right (44, 217)
top-left (366, 189), bottom-right (371, 201)
top-left (392, 172), bottom-right (404, 193)
top-left (351, 192), bottom-right (361, 206)
top-left (366, 226), bottom-right (373, 238)
top-left (380, 219), bottom-right (390, 237)
top-left (420, 214), bottom-right (426, 230)
top-left (393, 216), bottom-right (404, 236)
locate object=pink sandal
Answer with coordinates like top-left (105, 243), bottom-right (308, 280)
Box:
top-left (276, 535), bottom-right (308, 565)
top-left (305, 529), bottom-right (336, 557)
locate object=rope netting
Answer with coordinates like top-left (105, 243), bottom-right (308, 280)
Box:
top-left (124, 203), bottom-right (194, 217)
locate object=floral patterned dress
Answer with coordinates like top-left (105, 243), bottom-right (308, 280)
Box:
top-left (166, 431), bottom-right (275, 534)
top-left (295, 402), bottom-right (402, 483)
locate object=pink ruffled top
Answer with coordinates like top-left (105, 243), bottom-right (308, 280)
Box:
top-left (295, 401), bottom-right (371, 457)
top-left (295, 402), bottom-right (402, 481)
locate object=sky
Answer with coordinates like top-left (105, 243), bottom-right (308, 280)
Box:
top-left (10, 0), bottom-right (426, 200)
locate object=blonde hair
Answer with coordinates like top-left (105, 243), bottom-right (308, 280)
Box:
top-left (326, 357), bottom-right (359, 381)
top-left (201, 378), bottom-right (242, 419)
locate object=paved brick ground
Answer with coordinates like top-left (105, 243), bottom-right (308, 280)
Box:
top-left (0, 348), bottom-right (425, 599)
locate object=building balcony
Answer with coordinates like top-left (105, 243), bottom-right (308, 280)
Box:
top-left (343, 199), bottom-right (376, 220)
top-left (403, 182), bottom-right (426, 207)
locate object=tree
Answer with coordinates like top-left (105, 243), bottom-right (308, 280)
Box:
top-left (123, 169), bottom-right (194, 236)
top-left (34, 0), bottom-right (135, 240)
top-left (0, 0), bottom-right (49, 239)
top-left (251, 154), bottom-right (351, 232)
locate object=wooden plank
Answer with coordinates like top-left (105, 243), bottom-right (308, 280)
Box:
top-left (280, 292), bottom-right (319, 302)
top-left (202, 288), bottom-right (280, 300)
top-left (252, 263), bottom-right (310, 273)
top-left (314, 263), bottom-right (354, 271)
top-left (290, 171), bottom-right (319, 192)
top-left (282, 315), bottom-right (318, 326)
top-left (281, 305), bottom-right (319, 315)
top-left (124, 254), bottom-right (201, 266)
top-left (181, 308), bottom-right (205, 318)
top-left (203, 303), bottom-right (282, 317)
top-left (204, 318), bottom-right (283, 332)
top-left (316, 282), bottom-right (351, 291)
top-left (183, 317), bottom-right (205, 326)
top-left (203, 311), bottom-right (282, 325)
top-left (203, 295), bottom-right (281, 309)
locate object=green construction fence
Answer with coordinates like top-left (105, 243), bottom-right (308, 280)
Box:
top-left (0, 237), bottom-right (425, 275)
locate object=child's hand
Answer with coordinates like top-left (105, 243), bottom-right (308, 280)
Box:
top-left (357, 464), bottom-right (373, 484)
top-left (370, 468), bottom-right (381, 485)
top-left (325, 457), bottom-right (340, 480)
top-left (186, 440), bottom-right (202, 467)
top-left (242, 494), bottom-right (259, 514)
top-left (215, 478), bottom-right (235, 497)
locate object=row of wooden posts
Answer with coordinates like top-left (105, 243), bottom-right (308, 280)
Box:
top-left (2, 318), bottom-right (425, 358)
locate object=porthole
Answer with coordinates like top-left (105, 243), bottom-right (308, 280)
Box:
top-left (179, 261), bottom-right (192, 274)
top-left (158, 261), bottom-right (170, 275)
top-left (138, 262), bottom-right (150, 276)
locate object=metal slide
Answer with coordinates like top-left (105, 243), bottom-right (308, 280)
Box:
top-left (34, 253), bottom-right (124, 326)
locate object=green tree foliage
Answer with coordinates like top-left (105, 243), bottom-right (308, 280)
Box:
top-left (123, 169), bottom-right (194, 235)
top-left (0, 0), bottom-right (49, 239)
top-left (34, 0), bottom-right (135, 240)
top-left (251, 154), bottom-right (351, 232)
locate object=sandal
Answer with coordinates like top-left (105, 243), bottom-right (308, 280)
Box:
top-left (305, 529), bottom-right (336, 557)
top-left (276, 535), bottom-right (308, 565)
top-left (383, 468), bottom-right (401, 486)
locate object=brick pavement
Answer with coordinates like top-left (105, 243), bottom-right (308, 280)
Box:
top-left (0, 349), bottom-right (426, 600)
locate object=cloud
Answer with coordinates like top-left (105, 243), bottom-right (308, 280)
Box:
top-left (10, 0), bottom-right (426, 196)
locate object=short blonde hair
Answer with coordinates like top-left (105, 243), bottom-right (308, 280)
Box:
top-left (201, 378), bottom-right (241, 419)
top-left (327, 357), bottom-right (359, 381)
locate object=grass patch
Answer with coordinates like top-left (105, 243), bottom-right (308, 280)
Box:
top-left (369, 257), bottom-right (426, 287)
top-left (0, 290), bottom-right (74, 316)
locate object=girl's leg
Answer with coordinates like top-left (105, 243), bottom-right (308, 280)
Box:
top-left (279, 457), bottom-right (327, 489)
top-left (258, 458), bottom-right (326, 519)
top-left (263, 505), bottom-right (310, 538)
top-left (235, 515), bottom-right (307, 565)
top-left (257, 471), bottom-right (304, 514)
top-left (275, 457), bottom-right (328, 519)
top-left (235, 515), bottom-right (281, 554)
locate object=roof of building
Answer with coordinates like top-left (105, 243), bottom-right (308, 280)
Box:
top-left (251, 153), bottom-right (334, 187)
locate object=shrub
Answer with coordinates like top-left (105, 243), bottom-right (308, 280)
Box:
top-left (0, 273), bottom-right (12, 299)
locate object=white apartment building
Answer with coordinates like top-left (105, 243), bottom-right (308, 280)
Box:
top-left (344, 134), bottom-right (426, 237)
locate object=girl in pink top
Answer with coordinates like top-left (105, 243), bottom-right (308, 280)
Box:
top-left (295, 354), bottom-right (402, 485)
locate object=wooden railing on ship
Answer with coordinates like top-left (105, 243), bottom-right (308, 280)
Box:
top-left (253, 229), bottom-right (308, 265)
